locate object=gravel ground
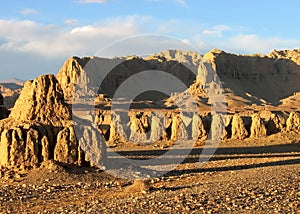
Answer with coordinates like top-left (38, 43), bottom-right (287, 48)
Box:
top-left (1, 136), bottom-right (300, 213)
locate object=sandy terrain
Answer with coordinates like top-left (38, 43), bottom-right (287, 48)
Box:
top-left (1, 132), bottom-right (299, 213)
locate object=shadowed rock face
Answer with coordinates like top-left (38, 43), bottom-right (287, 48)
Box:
top-left (0, 94), bottom-right (9, 119)
top-left (0, 94), bottom-right (3, 106)
top-left (203, 49), bottom-right (300, 105)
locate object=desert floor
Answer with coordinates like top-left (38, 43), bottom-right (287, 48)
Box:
top-left (1, 132), bottom-right (300, 213)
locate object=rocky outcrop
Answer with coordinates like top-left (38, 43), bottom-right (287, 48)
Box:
top-left (202, 49), bottom-right (300, 105)
top-left (56, 56), bottom-right (92, 101)
top-left (286, 111), bottom-right (300, 132)
top-left (0, 121), bottom-right (46, 169)
top-left (210, 113), bottom-right (227, 141)
top-left (231, 115), bottom-right (248, 139)
top-left (9, 75), bottom-right (71, 127)
top-left (129, 112), bottom-right (148, 144)
top-left (250, 113), bottom-right (267, 138)
top-left (192, 113), bottom-right (207, 141)
top-left (268, 48), bottom-right (300, 65)
top-left (56, 53), bottom-right (199, 104)
top-left (108, 112), bottom-right (127, 145)
top-left (266, 113), bottom-right (285, 134)
top-left (0, 74), bottom-right (106, 170)
top-left (149, 113), bottom-right (165, 142)
top-left (171, 112), bottom-right (189, 141)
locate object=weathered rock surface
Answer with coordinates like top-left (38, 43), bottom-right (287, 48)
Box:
top-left (266, 113), bottom-right (285, 134)
top-left (268, 48), bottom-right (300, 65)
top-left (0, 74), bottom-right (106, 170)
top-left (171, 112), bottom-right (189, 141)
top-left (129, 112), bottom-right (148, 144)
top-left (149, 113), bottom-right (165, 142)
top-left (286, 111), bottom-right (300, 132)
top-left (192, 113), bottom-right (207, 141)
top-left (202, 48), bottom-right (300, 105)
top-left (231, 115), bottom-right (248, 139)
top-left (250, 113), bottom-right (267, 138)
top-left (9, 75), bottom-right (71, 127)
top-left (210, 113), bottom-right (227, 140)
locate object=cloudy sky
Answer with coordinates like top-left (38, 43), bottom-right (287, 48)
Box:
top-left (0, 0), bottom-right (299, 81)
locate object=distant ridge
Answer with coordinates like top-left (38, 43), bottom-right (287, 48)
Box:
top-left (0, 78), bottom-right (24, 85)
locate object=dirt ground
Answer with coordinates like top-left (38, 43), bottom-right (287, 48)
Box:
top-left (0, 132), bottom-right (300, 213)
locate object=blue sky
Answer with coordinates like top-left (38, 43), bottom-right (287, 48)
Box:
top-left (0, 0), bottom-right (299, 80)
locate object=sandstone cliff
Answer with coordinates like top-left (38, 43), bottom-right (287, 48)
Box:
top-left (202, 49), bottom-right (300, 106)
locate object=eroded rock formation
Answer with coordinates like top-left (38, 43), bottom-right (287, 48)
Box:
top-left (250, 113), bottom-right (267, 138)
top-left (267, 113), bottom-right (285, 134)
top-left (231, 115), bottom-right (248, 139)
top-left (0, 74), bottom-right (105, 170)
top-left (192, 113), bottom-right (207, 141)
top-left (286, 111), bottom-right (300, 132)
top-left (149, 113), bottom-right (165, 142)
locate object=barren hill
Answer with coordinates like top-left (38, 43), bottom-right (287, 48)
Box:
top-left (0, 48), bottom-right (299, 171)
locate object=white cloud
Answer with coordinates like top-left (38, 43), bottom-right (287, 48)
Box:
top-left (217, 34), bottom-right (300, 54)
top-left (0, 18), bottom-right (297, 57)
top-left (64, 19), bottom-right (78, 26)
top-left (19, 8), bottom-right (38, 15)
top-left (79, 0), bottom-right (106, 3)
top-left (0, 17), bottom-right (140, 58)
top-left (202, 25), bottom-right (230, 37)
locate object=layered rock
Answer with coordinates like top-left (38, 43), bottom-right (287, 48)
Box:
top-left (56, 53), bottom-right (198, 104)
top-left (202, 49), bottom-right (300, 105)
